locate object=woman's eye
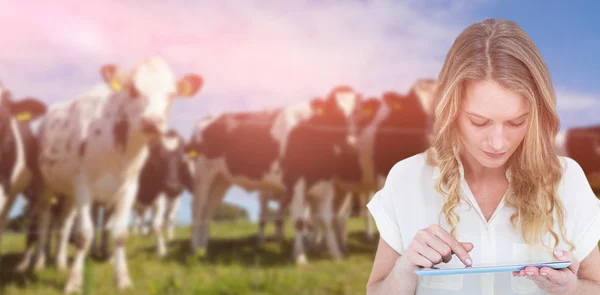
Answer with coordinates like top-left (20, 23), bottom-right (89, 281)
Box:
top-left (508, 120), bottom-right (527, 127)
top-left (470, 120), bottom-right (489, 127)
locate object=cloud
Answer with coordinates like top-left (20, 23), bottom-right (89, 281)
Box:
top-left (556, 90), bottom-right (600, 110)
top-left (555, 90), bottom-right (600, 129)
top-left (0, 0), bottom-right (476, 139)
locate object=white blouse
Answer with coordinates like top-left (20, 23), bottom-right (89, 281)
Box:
top-left (366, 152), bottom-right (600, 295)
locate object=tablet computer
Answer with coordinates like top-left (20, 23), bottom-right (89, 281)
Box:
top-left (414, 260), bottom-right (572, 276)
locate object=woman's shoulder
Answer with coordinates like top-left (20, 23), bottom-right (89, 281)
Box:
top-left (382, 151), bottom-right (435, 192)
top-left (558, 156), bottom-right (586, 181)
top-left (556, 155), bottom-right (596, 202)
top-left (387, 151), bottom-right (430, 178)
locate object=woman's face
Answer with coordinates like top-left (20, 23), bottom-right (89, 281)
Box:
top-left (457, 80), bottom-right (531, 168)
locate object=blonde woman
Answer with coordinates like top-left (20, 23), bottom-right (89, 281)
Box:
top-left (365, 18), bottom-right (600, 294)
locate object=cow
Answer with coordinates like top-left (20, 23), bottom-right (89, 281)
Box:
top-left (33, 57), bottom-right (203, 293)
top-left (0, 85), bottom-right (47, 265)
top-left (555, 125), bottom-right (600, 194)
top-left (96, 129), bottom-right (193, 258)
top-left (185, 86), bottom-right (362, 265)
top-left (348, 79), bottom-right (436, 240)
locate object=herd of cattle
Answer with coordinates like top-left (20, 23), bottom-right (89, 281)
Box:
top-left (0, 56), bottom-right (599, 293)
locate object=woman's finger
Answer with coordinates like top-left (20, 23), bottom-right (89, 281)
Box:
top-left (538, 266), bottom-right (568, 285)
top-left (429, 225), bottom-right (473, 266)
top-left (421, 234), bottom-right (453, 263)
top-left (414, 240), bottom-right (443, 265)
top-left (411, 251), bottom-right (437, 268)
top-left (553, 249), bottom-right (579, 275)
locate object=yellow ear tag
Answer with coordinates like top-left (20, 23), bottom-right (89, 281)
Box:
top-left (315, 108), bottom-right (324, 116)
top-left (50, 196), bottom-right (58, 205)
top-left (110, 79), bottom-right (122, 91)
top-left (179, 82), bottom-right (192, 97)
top-left (363, 108), bottom-right (372, 116)
top-left (16, 112), bottom-right (32, 121)
top-left (393, 102), bottom-right (402, 110)
top-left (188, 150), bottom-right (198, 159)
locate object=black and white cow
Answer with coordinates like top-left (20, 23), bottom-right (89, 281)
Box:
top-left (34, 57), bottom-right (203, 293)
top-left (130, 129), bottom-right (193, 256)
top-left (0, 85), bottom-right (47, 264)
top-left (352, 79), bottom-right (436, 239)
top-left (91, 129), bottom-right (193, 259)
top-left (185, 86), bottom-right (362, 264)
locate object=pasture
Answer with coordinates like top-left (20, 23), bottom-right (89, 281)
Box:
top-left (0, 218), bottom-right (377, 295)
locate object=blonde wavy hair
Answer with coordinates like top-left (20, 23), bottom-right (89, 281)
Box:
top-left (425, 18), bottom-right (574, 253)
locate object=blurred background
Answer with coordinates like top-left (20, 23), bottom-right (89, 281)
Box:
top-left (0, 1), bottom-right (598, 294)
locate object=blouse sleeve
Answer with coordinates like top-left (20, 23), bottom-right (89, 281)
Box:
top-left (562, 157), bottom-right (600, 262)
top-left (366, 164), bottom-right (405, 255)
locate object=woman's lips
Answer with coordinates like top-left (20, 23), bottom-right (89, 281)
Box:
top-left (484, 151), bottom-right (506, 158)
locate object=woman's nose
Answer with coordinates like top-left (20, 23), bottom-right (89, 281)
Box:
top-left (489, 125), bottom-right (506, 151)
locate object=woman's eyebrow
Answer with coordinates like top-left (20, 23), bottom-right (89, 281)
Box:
top-left (465, 111), bottom-right (530, 121)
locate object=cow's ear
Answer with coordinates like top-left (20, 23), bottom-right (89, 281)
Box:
top-left (362, 98), bottom-right (381, 116)
top-left (310, 98), bottom-right (326, 116)
top-left (177, 75), bottom-right (203, 98)
top-left (382, 91), bottom-right (403, 111)
top-left (183, 143), bottom-right (198, 159)
top-left (101, 64), bottom-right (126, 92)
top-left (11, 97), bottom-right (47, 122)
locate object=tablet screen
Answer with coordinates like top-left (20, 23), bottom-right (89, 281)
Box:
top-left (422, 260), bottom-right (567, 270)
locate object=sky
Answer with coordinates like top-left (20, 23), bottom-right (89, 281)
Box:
top-left (2, 0), bottom-right (599, 223)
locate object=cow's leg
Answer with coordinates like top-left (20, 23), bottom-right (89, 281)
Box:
top-left (306, 198), bottom-right (322, 250)
top-left (318, 184), bottom-right (344, 260)
top-left (33, 194), bottom-right (53, 271)
top-left (165, 196), bottom-right (181, 242)
top-left (108, 184), bottom-right (137, 290)
top-left (197, 176), bottom-right (230, 251)
top-left (190, 170), bottom-right (215, 255)
top-left (131, 203), bottom-right (144, 235)
top-left (100, 206), bottom-right (114, 261)
top-left (46, 214), bottom-right (57, 262)
top-left (291, 179), bottom-right (309, 265)
top-left (359, 191), bottom-right (375, 240)
top-left (152, 193), bottom-right (167, 257)
top-left (257, 191), bottom-right (269, 246)
top-left (0, 188), bottom-right (18, 265)
top-left (16, 196), bottom-right (41, 272)
top-left (90, 202), bottom-right (100, 257)
top-left (334, 191), bottom-right (352, 255)
top-left (0, 188), bottom-right (15, 233)
top-left (64, 176), bottom-right (94, 294)
top-left (0, 187), bottom-right (6, 229)
top-left (275, 197), bottom-right (288, 244)
top-left (16, 218), bottom-right (37, 272)
top-left (56, 197), bottom-right (76, 271)
top-left (142, 211), bottom-right (151, 236)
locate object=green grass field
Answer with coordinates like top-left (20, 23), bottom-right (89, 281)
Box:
top-left (0, 218), bottom-right (378, 295)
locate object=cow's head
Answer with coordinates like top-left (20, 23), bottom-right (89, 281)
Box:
top-left (0, 88), bottom-right (47, 139)
top-left (100, 57), bottom-right (203, 136)
top-left (310, 85), bottom-right (362, 182)
top-left (310, 85), bottom-right (361, 148)
top-left (356, 97), bottom-right (382, 131)
top-left (147, 129), bottom-right (192, 195)
top-left (382, 90), bottom-right (429, 129)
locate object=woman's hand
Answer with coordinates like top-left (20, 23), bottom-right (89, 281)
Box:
top-left (396, 224), bottom-right (474, 273)
top-left (512, 249), bottom-right (580, 295)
